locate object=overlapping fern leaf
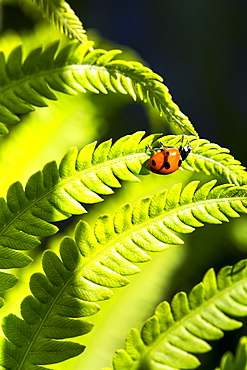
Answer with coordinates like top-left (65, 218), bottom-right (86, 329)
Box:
top-left (0, 132), bottom-right (157, 297)
top-left (0, 132), bottom-right (153, 266)
top-left (107, 259), bottom-right (247, 370)
top-left (159, 135), bottom-right (247, 185)
top-left (31, 0), bottom-right (88, 43)
top-left (0, 41), bottom-right (197, 135)
top-left (2, 181), bottom-right (247, 369)
top-left (0, 223), bottom-right (90, 369)
top-left (215, 336), bottom-right (247, 370)
top-left (0, 132), bottom-right (246, 297)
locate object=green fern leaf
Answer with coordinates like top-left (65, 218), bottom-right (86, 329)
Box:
top-left (0, 131), bottom-right (246, 293)
top-left (110, 260), bottom-right (247, 370)
top-left (215, 336), bottom-right (247, 370)
top-left (0, 132), bottom-right (159, 297)
top-left (0, 41), bottom-right (197, 136)
top-left (68, 181), bottom-right (247, 285)
top-left (0, 132), bottom-right (156, 267)
top-left (0, 130), bottom-right (245, 303)
top-left (155, 135), bottom-right (247, 185)
top-left (0, 227), bottom-right (102, 368)
top-left (2, 181), bottom-right (247, 367)
top-left (31, 0), bottom-right (87, 43)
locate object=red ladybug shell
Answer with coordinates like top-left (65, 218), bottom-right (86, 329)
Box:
top-left (147, 147), bottom-right (182, 175)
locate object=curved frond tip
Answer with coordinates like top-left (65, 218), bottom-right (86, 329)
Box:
top-left (31, 0), bottom-right (87, 43)
top-left (158, 135), bottom-right (247, 186)
top-left (0, 41), bottom-right (197, 136)
top-left (111, 260), bottom-right (247, 370)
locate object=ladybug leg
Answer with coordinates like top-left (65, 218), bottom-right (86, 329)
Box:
top-left (146, 144), bottom-right (152, 151)
top-left (146, 144), bottom-right (162, 153)
top-left (158, 142), bottom-right (175, 150)
top-left (158, 141), bottom-right (166, 149)
top-left (146, 142), bottom-right (173, 153)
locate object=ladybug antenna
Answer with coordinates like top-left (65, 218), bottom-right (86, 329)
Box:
top-left (181, 133), bottom-right (192, 147)
top-left (179, 133), bottom-right (186, 150)
top-left (181, 133), bottom-right (185, 144)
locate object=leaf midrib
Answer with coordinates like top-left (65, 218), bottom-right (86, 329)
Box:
top-left (17, 195), bottom-right (247, 368)
top-left (0, 62), bottom-right (160, 95)
top-left (141, 275), bottom-right (246, 368)
top-left (77, 195), bottom-right (247, 272)
top-left (0, 151), bottom-right (147, 239)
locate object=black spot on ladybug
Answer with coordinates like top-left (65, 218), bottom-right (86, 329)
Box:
top-left (165, 151), bottom-right (170, 156)
top-left (164, 162), bottom-right (171, 170)
top-left (178, 159), bottom-right (182, 167)
top-left (151, 159), bottom-right (156, 166)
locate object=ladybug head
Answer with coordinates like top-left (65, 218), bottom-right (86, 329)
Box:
top-left (179, 143), bottom-right (192, 161)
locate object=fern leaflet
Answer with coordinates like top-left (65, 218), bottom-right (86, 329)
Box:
top-left (0, 41), bottom-right (197, 136)
top-left (215, 336), bottom-right (247, 370)
top-left (1, 181), bottom-right (247, 368)
top-left (109, 260), bottom-right (247, 370)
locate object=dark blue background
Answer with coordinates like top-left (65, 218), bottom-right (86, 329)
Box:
top-left (71, 0), bottom-right (247, 164)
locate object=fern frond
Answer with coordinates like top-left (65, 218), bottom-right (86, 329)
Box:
top-left (0, 132), bottom-right (246, 273)
top-left (0, 132), bottom-right (157, 270)
top-left (2, 180), bottom-right (247, 368)
top-left (31, 0), bottom-right (87, 43)
top-left (0, 220), bottom-right (111, 369)
top-left (0, 41), bottom-right (197, 136)
top-left (110, 260), bottom-right (247, 370)
top-left (215, 336), bottom-right (247, 370)
top-left (156, 135), bottom-right (247, 185)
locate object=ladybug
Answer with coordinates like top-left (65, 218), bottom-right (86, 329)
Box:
top-left (147, 139), bottom-right (191, 175)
